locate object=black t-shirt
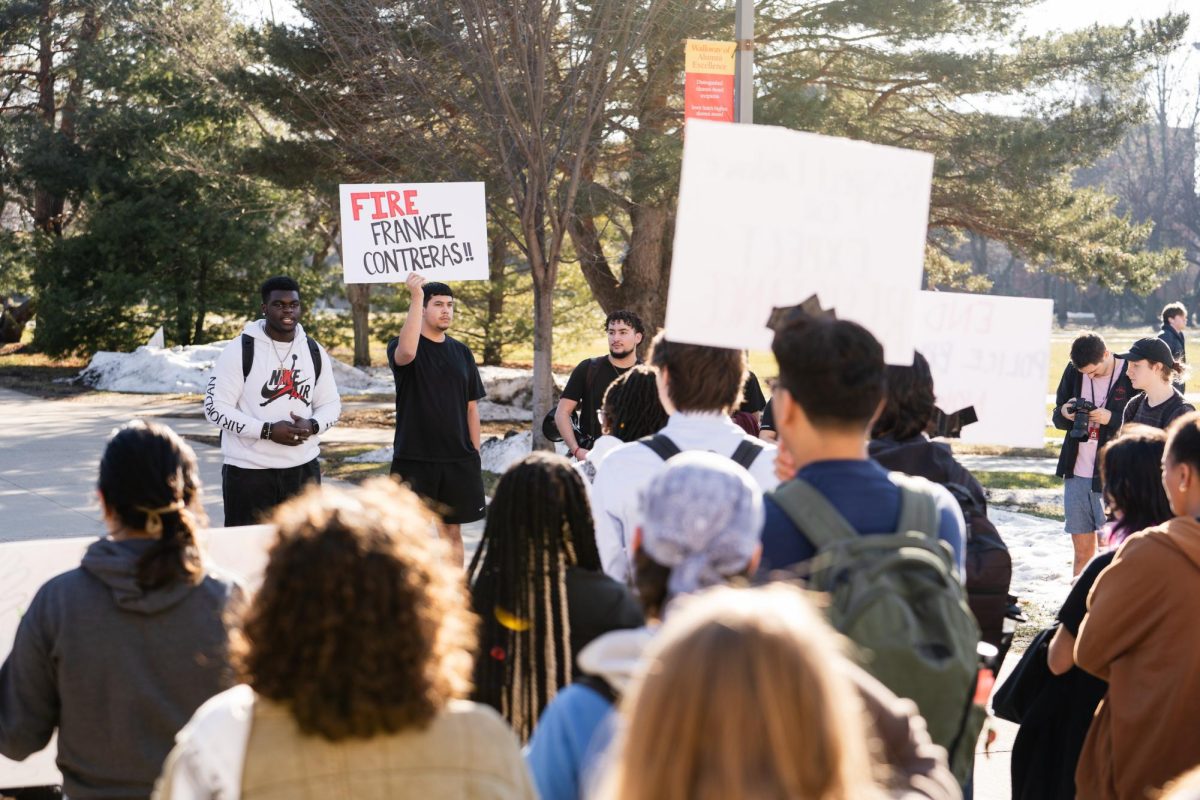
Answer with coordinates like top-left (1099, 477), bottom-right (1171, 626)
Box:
top-left (738, 371), bottom-right (767, 414)
top-left (561, 357), bottom-right (635, 440)
top-left (1122, 390), bottom-right (1195, 430)
top-left (387, 334), bottom-right (485, 461)
top-left (761, 398), bottom-right (775, 431)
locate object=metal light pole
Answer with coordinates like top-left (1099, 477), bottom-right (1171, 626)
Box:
top-left (734, 0), bottom-right (754, 123)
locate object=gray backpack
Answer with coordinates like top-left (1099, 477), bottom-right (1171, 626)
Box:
top-left (768, 474), bottom-right (983, 784)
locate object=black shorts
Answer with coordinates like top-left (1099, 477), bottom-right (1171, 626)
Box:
top-left (391, 453), bottom-right (486, 525)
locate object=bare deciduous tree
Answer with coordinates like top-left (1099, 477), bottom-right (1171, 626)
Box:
top-left (276, 0), bottom-right (668, 446)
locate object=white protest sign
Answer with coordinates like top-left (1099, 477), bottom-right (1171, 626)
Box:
top-left (664, 119), bottom-right (933, 364)
top-left (0, 526), bottom-right (275, 788)
top-left (915, 291), bottom-right (1054, 449)
top-left (339, 182), bottom-right (488, 284)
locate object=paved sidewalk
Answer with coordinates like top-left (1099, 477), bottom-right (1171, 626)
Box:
top-left (0, 388), bottom-right (481, 555)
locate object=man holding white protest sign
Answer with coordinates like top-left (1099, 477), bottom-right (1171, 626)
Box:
top-left (340, 181), bottom-right (491, 565)
top-left (386, 274), bottom-right (486, 566)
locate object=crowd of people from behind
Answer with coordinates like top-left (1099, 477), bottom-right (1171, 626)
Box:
top-left (2, 279), bottom-right (1200, 800)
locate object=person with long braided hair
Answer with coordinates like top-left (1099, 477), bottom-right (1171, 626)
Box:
top-left (575, 365), bottom-right (668, 484)
top-left (468, 453), bottom-right (643, 743)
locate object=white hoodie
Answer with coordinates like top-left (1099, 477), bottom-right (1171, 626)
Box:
top-left (203, 320), bottom-right (341, 470)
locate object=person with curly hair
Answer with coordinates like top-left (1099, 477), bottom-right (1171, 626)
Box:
top-left (574, 365), bottom-right (668, 484)
top-left (154, 479), bottom-right (535, 799)
top-left (469, 453), bottom-right (642, 743)
top-left (0, 421), bottom-right (241, 799)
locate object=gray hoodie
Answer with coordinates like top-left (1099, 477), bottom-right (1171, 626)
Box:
top-left (0, 539), bottom-right (241, 799)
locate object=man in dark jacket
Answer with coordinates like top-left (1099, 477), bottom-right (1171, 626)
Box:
top-left (1157, 302), bottom-right (1187, 394)
top-left (1053, 333), bottom-right (1134, 575)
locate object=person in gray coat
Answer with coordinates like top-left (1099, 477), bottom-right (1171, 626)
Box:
top-left (0, 421), bottom-right (242, 799)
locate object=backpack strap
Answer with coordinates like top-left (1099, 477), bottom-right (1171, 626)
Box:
top-left (640, 433), bottom-right (760, 469)
top-left (639, 433), bottom-right (682, 461)
top-left (730, 438), bottom-right (763, 470)
top-left (1124, 393), bottom-right (1143, 422)
top-left (585, 356), bottom-right (603, 391)
top-left (241, 334), bottom-right (254, 379)
top-left (307, 337), bottom-right (322, 383)
top-left (766, 478), bottom-right (858, 549)
top-left (890, 473), bottom-right (941, 540)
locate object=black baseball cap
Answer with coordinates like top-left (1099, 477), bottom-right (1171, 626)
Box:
top-left (1117, 337), bottom-right (1174, 367)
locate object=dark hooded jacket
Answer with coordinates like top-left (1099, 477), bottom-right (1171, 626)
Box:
top-left (1052, 360), bottom-right (1134, 492)
top-left (0, 538), bottom-right (241, 799)
top-left (1158, 322), bottom-right (1186, 362)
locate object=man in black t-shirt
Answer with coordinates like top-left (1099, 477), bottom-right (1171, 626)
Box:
top-left (387, 274), bottom-right (486, 566)
top-left (555, 310), bottom-right (644, 461)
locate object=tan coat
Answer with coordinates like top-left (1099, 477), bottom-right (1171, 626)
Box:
top-left (1075, 518), bottom-right (1200, 800)
top-left (239, 699), bottom-right (536, 800)
top-left (155, 689), bottom-right (535, 800)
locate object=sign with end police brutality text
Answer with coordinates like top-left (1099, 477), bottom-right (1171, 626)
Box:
top-left (915, 291), bottom-right (1053, 449)
top-left (664, 119), bottom-right (933, 364)
top-left (339, 182), bottom-right (489, 284)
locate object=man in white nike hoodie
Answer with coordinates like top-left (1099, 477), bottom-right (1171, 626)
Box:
top-left (203, 275), bottom-right (341, 526)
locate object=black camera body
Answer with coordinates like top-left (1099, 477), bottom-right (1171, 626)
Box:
top-left (1069, 399), bottom-right (1097, 440)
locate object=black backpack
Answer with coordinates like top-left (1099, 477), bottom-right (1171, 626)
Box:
top-left (542, 357), bottom-right (604, 448)
top-left (240, 333), bottom-right (323, 382)
top-left (944, 482), bottom-right (1013, 659)
top-left (218, 334), bottom-right (325, 445)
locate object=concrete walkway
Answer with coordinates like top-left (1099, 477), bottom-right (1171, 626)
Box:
top-left (0, 388), bottom-right (481, 555)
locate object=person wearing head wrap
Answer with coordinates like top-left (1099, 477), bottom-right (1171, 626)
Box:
top-left (524, 452), bottom-right (958, 800)
top-left (633, 451), bottom-right (763, 613)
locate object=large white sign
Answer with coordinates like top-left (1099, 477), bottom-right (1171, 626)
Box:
top-left (0, 526), bottom-right (275, 788)
top-left (664, 119), bottom-right (934, 364)
top-left (915, 291), bottom-right (1054, 449)
top-left (339, 182), bottom-right (489, 284)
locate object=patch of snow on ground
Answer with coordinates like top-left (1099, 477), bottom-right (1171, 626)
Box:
top-left (987, 488), bottom-right (1062, 511)
top-left (346, 446), bottom-right (395, 464)
top-left (348, 431), bottom-right (567, 476)
top-left (78, 344), bottom-right (394, 395)
top-left (480, 431), bottom-right (568, 473)
top-left (992, 507), bottom-right (1073, 619)
top-left (76, 347), bottom-right (560, 408)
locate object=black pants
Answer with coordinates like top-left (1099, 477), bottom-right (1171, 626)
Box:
top-left (222, 459), bottom-right (321, 527)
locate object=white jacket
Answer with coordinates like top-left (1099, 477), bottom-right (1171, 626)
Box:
top-left (590, 412), bottom-right (778, 582)
top-left (203, 321), bottom-right (341, 470)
